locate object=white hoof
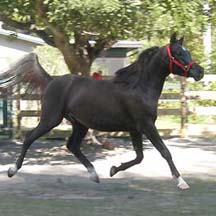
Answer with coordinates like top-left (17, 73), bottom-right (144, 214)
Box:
top-left (8, 165), bottom-right (18, 178)
top-left (89, 169), bottom-right (100, 183)
top-left (176, 176), bottom-right (190, 190)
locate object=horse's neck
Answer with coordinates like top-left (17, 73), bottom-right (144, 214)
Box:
top-left (140, 53), bottom-right (167, 101)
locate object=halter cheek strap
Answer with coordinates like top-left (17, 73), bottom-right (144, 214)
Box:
top-left (166, 45), bottom-right (195, 76)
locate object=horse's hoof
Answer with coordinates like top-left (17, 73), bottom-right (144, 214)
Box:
top-left (8, 165), bottom-right (18, 178)
top-left (177, 182), bottom-right (190, 190)
top-left (89, 170), bottom-right (100, 183)
top-left (176, 176), bottom-right (190, 190)
top-left (110, 166), bottom-right (118, 177)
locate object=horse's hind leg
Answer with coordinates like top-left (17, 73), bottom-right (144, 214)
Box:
top-left (110, 131), bottom-right (143, 177)
top-left (66, 121), bottom-right (99, 183)
top-left (8, 115), bottom-right (63, 178)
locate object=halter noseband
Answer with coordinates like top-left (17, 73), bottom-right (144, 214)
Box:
top-left (166, 44), bottom-right (195, 76)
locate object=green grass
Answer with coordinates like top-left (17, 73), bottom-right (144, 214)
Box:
top-left (0, 196), bottom-right (97, 216)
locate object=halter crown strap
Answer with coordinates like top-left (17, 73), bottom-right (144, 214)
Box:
top-left (166, 45), bottom-right (195, 76)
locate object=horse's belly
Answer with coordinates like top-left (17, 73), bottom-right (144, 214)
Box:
top-left (89, 118), bottom-right (132, 132)
top-left (71, 111), bottom-right (133, 132)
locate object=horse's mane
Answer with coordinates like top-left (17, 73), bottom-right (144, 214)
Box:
top-left (112, 46), bottom-right (160, 88)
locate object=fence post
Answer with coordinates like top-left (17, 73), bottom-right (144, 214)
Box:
top-left (180, 77), bottom-right (188, 137)
top-left (15, 84), bottom-right (21, 138)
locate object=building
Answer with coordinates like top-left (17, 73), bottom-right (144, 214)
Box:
top-left (0, 25), bottom-right (44, 71)
top-left (93, 40), bottom-right (143, 75)
top-left (0, 24), bottom-right (44, 136)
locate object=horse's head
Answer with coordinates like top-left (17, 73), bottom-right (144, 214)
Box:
top-left (166, 33), bottom-right (204, 81)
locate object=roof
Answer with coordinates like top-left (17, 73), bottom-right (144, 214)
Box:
top-left (0, 23), bottom-right (45, 45)
top-left (0, 22), bottom-right (143, 48)
top-left (112, 40), bottom-right (143, 48)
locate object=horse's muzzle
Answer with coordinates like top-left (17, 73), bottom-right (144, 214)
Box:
top-left (189, 64), bottom-right (204, 81)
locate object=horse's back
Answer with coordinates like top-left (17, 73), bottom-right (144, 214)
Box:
top-left (44, 74), bottom-right (112, 100)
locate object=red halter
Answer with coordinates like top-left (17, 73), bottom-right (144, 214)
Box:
top-left (166, 44), bottom-right (195, 76)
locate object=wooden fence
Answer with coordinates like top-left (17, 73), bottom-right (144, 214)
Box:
top-left (3, 75), bottom-right (216, 138)
top-left (158, 75), bottom-right (216, 136)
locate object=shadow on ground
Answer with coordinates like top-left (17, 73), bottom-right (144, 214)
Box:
top-left (0, 137), bottom-right (216, 166)
top-left (167, 137), bottom-right (216, 153)
top-left (0, 137), bottom-right (135, 166)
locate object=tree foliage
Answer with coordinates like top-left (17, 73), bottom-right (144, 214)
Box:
top-left (0, 0), bottom-right (210, 76)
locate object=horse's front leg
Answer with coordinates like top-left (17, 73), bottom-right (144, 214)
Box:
top-left (144, 122), bottom-right (190, 190)
top-left (110, 131), bottom-right (143, 177)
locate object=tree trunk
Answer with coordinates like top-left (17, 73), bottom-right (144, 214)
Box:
top-left (63, 52), bottom-right (92, 77)
top-left (53, 37), bottom-right (96, 77)
top-left (71, 57), bottom-right (91, 77)
top-left (52, 37), bottom-right (93, 77)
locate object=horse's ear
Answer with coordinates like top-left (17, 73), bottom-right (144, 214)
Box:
top-left (178, 35), bottom-right (185, 45)
top-left (170, 33), bottom-right (177, 44)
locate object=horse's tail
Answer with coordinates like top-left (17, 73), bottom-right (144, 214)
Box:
top-left (0, 53), bottom-right (53, 96)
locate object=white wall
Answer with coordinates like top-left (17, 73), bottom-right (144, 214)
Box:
top-left (0, 34), bottom-right (41, 72)
top-left (93, 57), bottom-right (129, 76)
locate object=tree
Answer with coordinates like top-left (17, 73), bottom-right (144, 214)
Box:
top-left (208, 0), bottom-right (216, 74)
top-left (0, 0), bottom-right (208, 76)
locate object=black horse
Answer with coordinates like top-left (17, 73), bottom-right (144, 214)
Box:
top-left (1, 33), bottom-right (204, 190)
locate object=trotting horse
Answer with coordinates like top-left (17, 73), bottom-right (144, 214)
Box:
top-left (0, 33), bottom-right (204, 190)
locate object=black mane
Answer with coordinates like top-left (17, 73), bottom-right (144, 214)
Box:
top-left (112, 46), bottom-right (160, 88)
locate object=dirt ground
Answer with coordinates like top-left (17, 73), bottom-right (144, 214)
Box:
top-left (0, 137), bottom-right (216, 216)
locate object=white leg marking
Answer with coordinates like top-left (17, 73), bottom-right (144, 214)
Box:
top-left (89, 168), bottom-right (100, 183)
top-left (8, 164), bottom-right (18, 177)
top-left (176, 176), bottom-right (190, 190)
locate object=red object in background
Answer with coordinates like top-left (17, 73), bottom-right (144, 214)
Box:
top-left (92, 72), bottom-right (102, 80)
